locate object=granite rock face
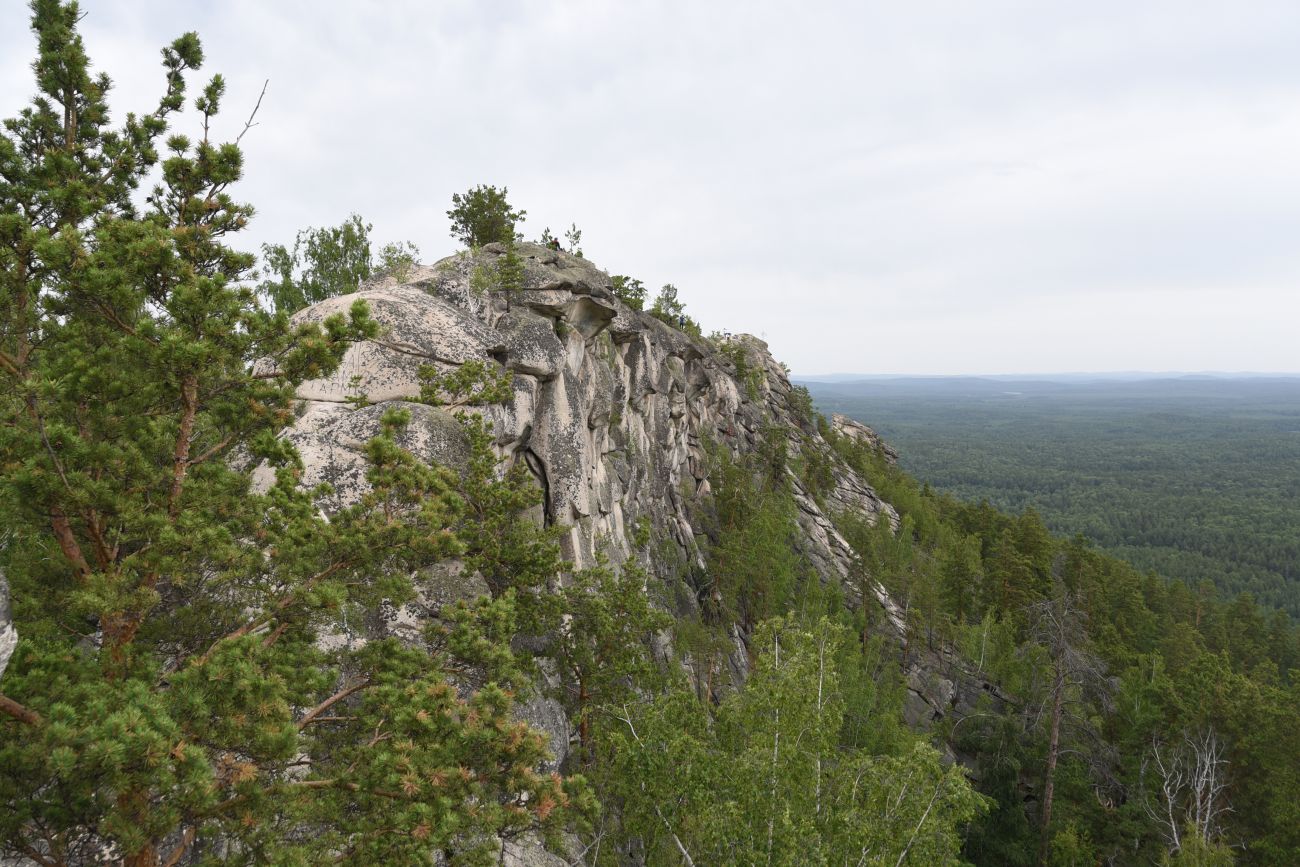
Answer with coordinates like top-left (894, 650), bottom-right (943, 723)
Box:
top-left (280, 243), bottom-right (992, 753)
top-left (287, 244), bottom-right (898, 611)
top-left (0, 570), bottom-right (14, 682)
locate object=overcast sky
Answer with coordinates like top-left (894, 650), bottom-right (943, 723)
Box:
top-left (4, 1), bottom-right (1300, 375)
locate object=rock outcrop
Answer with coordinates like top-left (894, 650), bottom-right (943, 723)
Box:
top-left (287, 244), bottom-right (897, 595)
top-left (278, 242), bottom-right (994, 760)
top-left (832, 413), bottom-right (900, 464)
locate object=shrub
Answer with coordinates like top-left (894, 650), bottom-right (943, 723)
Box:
top-left (649, 283), bottom-right (702, 337)
top-left (611, 274), bottom-right (647, 310)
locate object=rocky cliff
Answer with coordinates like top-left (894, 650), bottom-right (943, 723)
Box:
top-left (281, 247), bottom-right (890, 602)
top-left (264, 242), bottom-right (995, 759)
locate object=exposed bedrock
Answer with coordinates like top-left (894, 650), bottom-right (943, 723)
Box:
top-left (281, 242), bottom-right (996, 750)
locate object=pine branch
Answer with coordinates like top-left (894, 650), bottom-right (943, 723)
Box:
top-left (298, 677), bottom-right (371, 730)
top-left (187, 432), bottom-right (238, 468)
top-left (0, 693), bottom-right (43, 726)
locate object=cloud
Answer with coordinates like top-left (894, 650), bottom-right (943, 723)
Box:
top-left (3, 0), bottom-right (1299, 373)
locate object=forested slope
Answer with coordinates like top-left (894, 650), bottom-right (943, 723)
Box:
top-left (817, 423), bottom-right (1300, 865)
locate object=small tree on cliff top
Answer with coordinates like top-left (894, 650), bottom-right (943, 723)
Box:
top-left (0, 4), bottom-right (587, 863)
top-left (447, 183), bottom-right (526, 247)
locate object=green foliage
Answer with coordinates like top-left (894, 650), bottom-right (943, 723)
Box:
top-left (610, 274), bottom-right (646, 310)
top-left (1161, 830), bottom-right (1237, 866)
top-left (463, 242), bottom-right (525, 302)
top-left (549, 560), bottom-right (672, 760)
top-left (0, 10), bottom-right (586, 862)
top-left (448, 413), bottom-right (565, 635)
top-left (825, 411), bottom-right (1300, 865)
top-left (375, 239), bottom-right (420, 282)
top-left (714, 337), bottom-right (764, 400)
top-left (648, 283), bottom-right (702, 337)
top-left (258, 214), bottom-right (372, 313)
top-left (808, 377), bottom-right (1300, 616)
top-left (1048, 822), bottom-right (1096, 866)
top-left (594, 617), bottom-right (986, 865)
top-left (257, 214), bottom-right (421, 313)
top-left (564, 223), bottom-right (583, 258)
top-left (537, 224), bottom-right (582, 257)
top-left (497, 239), bottom-right (525, 296)
top-left (702, 447), bottom-right (805, 630)
top-left (788, 383), bottom-right (816, 426)
top-left (418, 359), bottom-right (514, 409)
top-left (4, 7), bottom-right (1298, 864)
top-left (447, 184), bottom-right (525, 248)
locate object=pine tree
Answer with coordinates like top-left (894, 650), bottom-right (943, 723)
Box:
top-left (446, 184), bottom-right (525, 248)
top-left (0, 6), bottom-right (586, 863)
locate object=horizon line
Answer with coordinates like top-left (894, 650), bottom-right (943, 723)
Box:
top-left (792, 370), bottom-right (1300, 379)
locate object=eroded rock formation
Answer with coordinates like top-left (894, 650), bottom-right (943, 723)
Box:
top-left (277, 242), bottom-right (996, 761)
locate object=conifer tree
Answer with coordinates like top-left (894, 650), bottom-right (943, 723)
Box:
top-left (447, 184), bottom-right (525, 248)
top-left (0, 5), bottom-right (586, 863)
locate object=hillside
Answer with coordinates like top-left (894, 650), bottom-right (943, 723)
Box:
top-left (5, 242), bottom-right (1300, 864)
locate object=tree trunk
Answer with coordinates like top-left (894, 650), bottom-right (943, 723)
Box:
top-left (1038, 668), bottom-right (1065, 866)
top-left (578, 677), bottom-right (591, 761)
top-left (125, 845), bottom-right (157, 867)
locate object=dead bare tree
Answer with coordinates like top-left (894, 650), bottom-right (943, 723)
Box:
top-left (1142, 726), bottom-right (1231, 857)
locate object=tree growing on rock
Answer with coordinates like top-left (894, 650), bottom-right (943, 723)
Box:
top-left (610, 274), bottom-right (647, 310)
top-left (648, 283), bottom-right (702, 336)
top-left (447, 184), bottom-right (526, 247)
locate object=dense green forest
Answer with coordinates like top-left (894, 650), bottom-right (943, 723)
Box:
top-left (804, 377), bottom-right (1300, 616)
top-left (810, 420), bottom-right (1300, 866)
top-left (3, 4), bottom-right (1299, 865)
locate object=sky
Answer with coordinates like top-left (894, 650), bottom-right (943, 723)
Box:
top-left (3, 0), bottom-right (1300, 375)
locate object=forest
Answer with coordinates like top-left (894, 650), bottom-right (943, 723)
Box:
top-left (804, 376), bottom-right (1300, 616)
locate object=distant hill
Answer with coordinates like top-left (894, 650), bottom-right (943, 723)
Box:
top-left (795, 371), bottom-right (1300, 383)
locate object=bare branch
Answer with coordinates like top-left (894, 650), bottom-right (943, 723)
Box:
top-left (234, 80), bottom-right (268, 146)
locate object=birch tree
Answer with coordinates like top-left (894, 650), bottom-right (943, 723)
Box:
top-left (1144, 727), bottom-right (1234, 864)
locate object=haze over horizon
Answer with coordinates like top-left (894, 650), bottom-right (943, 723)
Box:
top-left (3, 0), bottom-right (1298, 375)
top-left (793, 369), bottom-right (1300, 380)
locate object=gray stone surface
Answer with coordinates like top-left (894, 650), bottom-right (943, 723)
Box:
top-left (496, 308), bottom-right (564, 379)
top-left (286, 247), bottom-right (904, 592)
top-left (273, 244), bottom-right (991, 796)
top-left (0, 569), bottom-right (14, 682)
top-left (832, 412), bottom-right (901, 464)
